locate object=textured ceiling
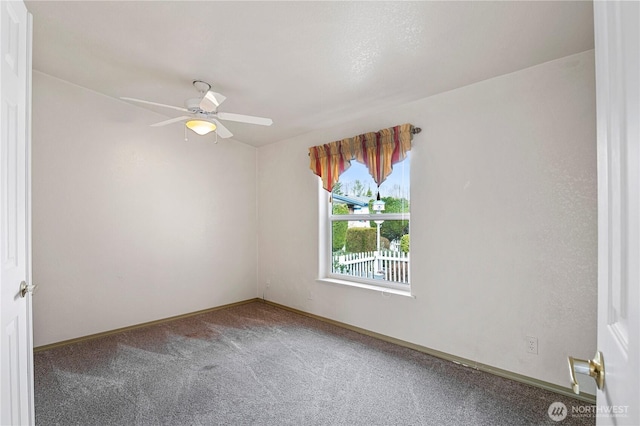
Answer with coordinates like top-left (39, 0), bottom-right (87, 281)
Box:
top-left (25, 1), bottom-right (594, 147)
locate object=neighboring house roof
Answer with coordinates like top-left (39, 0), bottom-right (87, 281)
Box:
top-left (332, 194), bottom-right (370, 207)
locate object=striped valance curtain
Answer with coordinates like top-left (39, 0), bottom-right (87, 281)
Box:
top-left (309, 123), bottom-right (414, 193)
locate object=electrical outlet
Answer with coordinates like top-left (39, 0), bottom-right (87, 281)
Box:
top-left (266, 279), bottom-right (271, 288)
top-left (526, 336), bottom-right (538, 354)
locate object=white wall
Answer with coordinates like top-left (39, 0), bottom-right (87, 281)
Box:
top-left (32, 72), bottom-right (258, 347)
top-left (257, 51), bottom-right (597, 391)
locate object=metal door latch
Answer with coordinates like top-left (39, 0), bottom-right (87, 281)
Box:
top-left (19, 281), bottom-right (37, 298)
top-left (568, 351), bottom-right (605, 394)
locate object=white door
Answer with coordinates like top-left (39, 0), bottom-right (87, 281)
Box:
top-left (594, 1), bottom-right (639, 425)
top-left (0, 0), bottom-right (33, 425)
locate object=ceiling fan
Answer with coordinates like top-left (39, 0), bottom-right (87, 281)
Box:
top-left (121, 80), bottom-right (273, 138)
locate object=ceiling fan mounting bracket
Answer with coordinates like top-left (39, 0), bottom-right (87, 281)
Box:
top-left (192, 80), bottom-right (211, 94)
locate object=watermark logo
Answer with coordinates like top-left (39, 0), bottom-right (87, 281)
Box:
top-left (548, 402), bottom-right (629, 421)
top-left (548, 402), bottom-right (568, 422)
top-left (572, 404), bottom-right (629, 418)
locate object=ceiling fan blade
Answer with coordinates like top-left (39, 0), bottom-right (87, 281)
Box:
top-left (199, 91), bottom-right (227, 112)
top-left (212, 119), bottom-right (233, 138)
top-left (216, 112), bottom-right (273, 126)
top-left (150, 116), bottom-right (191, 127)
top-left (121, 97), bottom-right (189, 113)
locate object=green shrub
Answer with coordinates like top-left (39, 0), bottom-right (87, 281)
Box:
top-left (332, 221), bottom-right (348, 251)
top-left (400, 234), bottom-right (410, 253)
top-left (332, 204), bottom-right (349, 251)
top-left (345, 227), bottom-right (377, 253)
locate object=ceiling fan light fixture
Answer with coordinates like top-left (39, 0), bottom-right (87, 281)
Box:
top-left (186, 119), bottom-right (217, 135)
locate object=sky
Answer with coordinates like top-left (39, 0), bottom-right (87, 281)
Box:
top-left (338, 152), bottom-right (410, 199)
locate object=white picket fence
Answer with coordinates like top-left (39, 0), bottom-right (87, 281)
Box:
top-left (332, 250), bottom-right (410, 284)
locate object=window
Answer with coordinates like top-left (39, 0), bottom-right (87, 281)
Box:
top-left (309, 123), bottom-right (415, 294)
top-left (326, 153), bottom-right (410, 291)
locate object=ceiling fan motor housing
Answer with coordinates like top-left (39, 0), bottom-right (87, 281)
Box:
top-left (185, 98), bottom-right (204, 113)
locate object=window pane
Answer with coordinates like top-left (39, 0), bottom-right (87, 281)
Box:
top-left (331, 153), bottom-right (410, 200)
top-left (332, 220), bottom-right (410, 285)
top-left (329, 153), bottom-right (410, 286)
top-left (331, 153), bottom-right (410, 215)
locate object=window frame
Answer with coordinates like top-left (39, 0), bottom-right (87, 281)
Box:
top-left (318, 187), bottom-right (412, 295)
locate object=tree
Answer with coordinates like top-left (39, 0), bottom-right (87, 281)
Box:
top-left (332, 204), bottom-right (348, 251)
top-left (368, 196), bottom-right (410, 243)
top-left (332, 182), bottom-right (343, 196)
top-left (353, 180), bottom-right (365, 197)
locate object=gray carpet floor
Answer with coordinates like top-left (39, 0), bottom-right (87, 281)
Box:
top-left (34, 301), bottom-right (594, 425)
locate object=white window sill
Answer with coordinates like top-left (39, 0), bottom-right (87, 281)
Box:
top-left (316, 277), bottom-right (415, 298)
